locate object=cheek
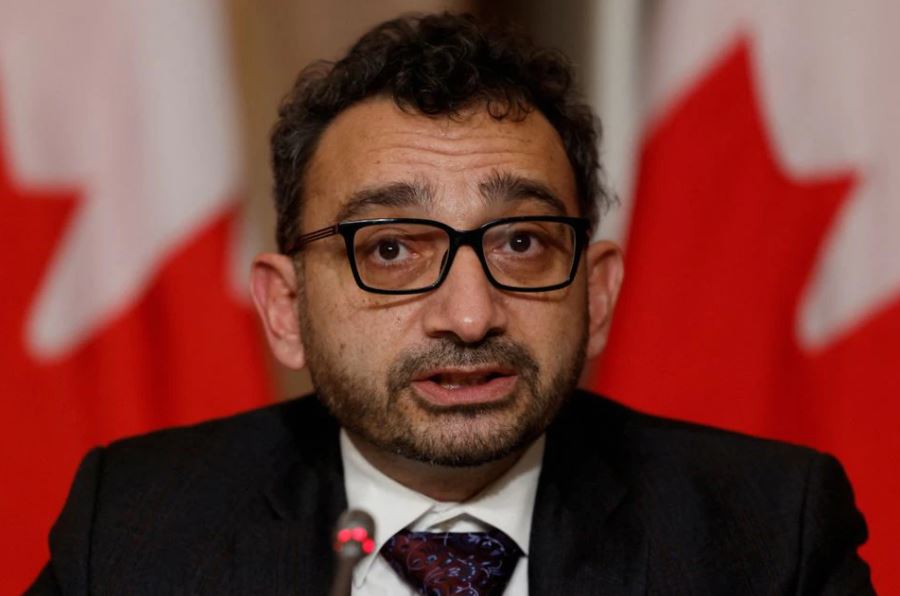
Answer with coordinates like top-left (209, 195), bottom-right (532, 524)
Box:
top-left (306, 282), bottom-right (420, 371)
top-left (509, 292), bottom-right (588, 365)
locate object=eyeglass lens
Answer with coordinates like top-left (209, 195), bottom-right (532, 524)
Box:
top-left (351, 220), bottom-right (577, 291)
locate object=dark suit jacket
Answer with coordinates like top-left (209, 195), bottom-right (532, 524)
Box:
top-left (28, 391), bottom-right (873, 595)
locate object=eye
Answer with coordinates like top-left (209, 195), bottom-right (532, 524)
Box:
top-left (507, 232), bottom-right (533, 253)
top-left (485, 223), bottom-right (558, 261)
top-left (499, 229), bottom-right (544, 256)
top-left (377, 238), bottom-right (403, 260)
top-left (355, 229), bottom-right (430, 267)
top-left (366, 237), bottom-right (413, 265)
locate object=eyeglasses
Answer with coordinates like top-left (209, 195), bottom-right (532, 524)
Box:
top-left (286, 216), bottom-right (591, 295)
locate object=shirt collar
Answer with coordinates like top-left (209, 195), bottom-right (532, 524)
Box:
top-left (340, 430), bottom-right (544, 588)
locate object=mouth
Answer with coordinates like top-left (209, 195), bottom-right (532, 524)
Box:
top-left (410, 366), bottom-right (518, 407)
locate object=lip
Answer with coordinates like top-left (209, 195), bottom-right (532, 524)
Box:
top-left (410, 366), bottom-right (518, 407)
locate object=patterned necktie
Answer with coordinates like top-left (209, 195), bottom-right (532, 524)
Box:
top-left (380, 529), bottom-right (522, 595)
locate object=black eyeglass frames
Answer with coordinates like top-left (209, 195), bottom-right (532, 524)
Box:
top-left (285, 215), bottom-right (592, 295)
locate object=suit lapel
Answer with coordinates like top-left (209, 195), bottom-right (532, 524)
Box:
top-left (232, 396), bottom-right (348, 595)
top-left (226, 392), bottom-right (648, 594)
top-left (528, 392), bottom-right (648, 596)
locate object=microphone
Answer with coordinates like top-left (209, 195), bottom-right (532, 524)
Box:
top-left (328, 509), bottom-right (376, 596)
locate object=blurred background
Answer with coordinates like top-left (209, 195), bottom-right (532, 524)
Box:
top-left (2, 0), bottom-right (897, 592)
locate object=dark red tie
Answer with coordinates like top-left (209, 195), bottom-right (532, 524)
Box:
top-left (380, 529), bottom-right (522, 595)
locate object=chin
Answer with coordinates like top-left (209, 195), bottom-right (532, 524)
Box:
top-left (384, 405), bottom-right (546, 467)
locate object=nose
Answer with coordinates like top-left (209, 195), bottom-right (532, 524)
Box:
top-left (421, 246), bottom-right (508, 344)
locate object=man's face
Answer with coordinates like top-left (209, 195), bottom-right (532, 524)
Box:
top-left (256, 97), bottom-right (621, 467)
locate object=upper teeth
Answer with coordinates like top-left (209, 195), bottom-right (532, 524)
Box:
top-left (435, 373), bottom-right (492, 387)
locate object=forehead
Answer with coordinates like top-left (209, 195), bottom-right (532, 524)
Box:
top-left (302, 96), bottom-right (578, 227)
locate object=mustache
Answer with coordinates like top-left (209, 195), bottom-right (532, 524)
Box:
top-left (388, 337), bottom-right (540, 390)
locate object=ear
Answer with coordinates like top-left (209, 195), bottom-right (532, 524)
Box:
top-left (249, 253), bottom-right (306, 369)
top-left (585, 240), bottom-right (624, 359)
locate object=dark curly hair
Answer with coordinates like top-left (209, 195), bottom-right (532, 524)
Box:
top-left (271, 12), bottom-right (611, 253)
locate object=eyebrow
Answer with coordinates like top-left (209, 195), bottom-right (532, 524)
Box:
top-left (335, 181), bottom-right (434, 222)
top-left (334, 172), bottom-right (568, 222)
top-left (478, 171), bottom-right (569, 216)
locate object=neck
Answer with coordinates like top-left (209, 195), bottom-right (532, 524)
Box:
top-left (346, 431), bottom-right (525, 502)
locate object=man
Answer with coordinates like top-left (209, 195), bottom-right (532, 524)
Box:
top-left (30, 13), bottom-right (873, 595)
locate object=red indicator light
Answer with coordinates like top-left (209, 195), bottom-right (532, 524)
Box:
top-left (362, 538), bottom-right (375, 554)
top-left (337, 529), bottom-right (351, 543)
top-left (351, 527), bottom-right (368, 542)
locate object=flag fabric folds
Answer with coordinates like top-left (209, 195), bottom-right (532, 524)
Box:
top-left (0, 1), bottom-right (273, 592)
top-left (591, 2), bottom-right (900, 593)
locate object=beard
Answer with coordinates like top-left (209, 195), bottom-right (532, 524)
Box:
top-left (300, 306), bottom-right (587, 467)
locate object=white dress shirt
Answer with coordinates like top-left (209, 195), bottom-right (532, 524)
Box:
top-left (340, 430), bottom-right (545, 596)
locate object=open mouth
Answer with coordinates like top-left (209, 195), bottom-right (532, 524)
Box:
top-left (410, 366), bottom-right (518, 406)
top-left (427, 370), bottom-right (507, 389)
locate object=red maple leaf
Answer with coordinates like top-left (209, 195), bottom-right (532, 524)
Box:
top-left (590, 40), bottom-right (900, 593)
top-left (0, 96), bottom-right (274, 592)
top-left (0, 110), bottom-right (86, 590)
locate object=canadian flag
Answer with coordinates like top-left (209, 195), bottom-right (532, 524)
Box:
top-left (591, 1), bottom-right (900, 592)
top-left (0, 1), bottom-right (273, 592)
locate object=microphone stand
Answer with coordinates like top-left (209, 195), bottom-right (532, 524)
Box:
top-left (328, 509), bottom-right (376, 596)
